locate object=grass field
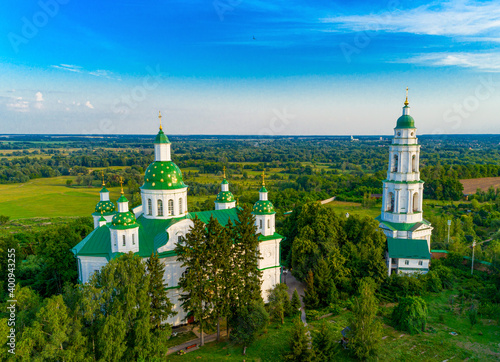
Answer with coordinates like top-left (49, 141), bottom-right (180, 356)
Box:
top-left (0, 177), bottom-right (124, 219)
top-left (166, 288), bottom-right (500, 362)
top-left (325, 200), bottom-right (382, 219)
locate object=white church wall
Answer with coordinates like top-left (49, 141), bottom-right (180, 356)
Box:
top-left (261, 267), bottom-right (280, 302)
top-left (79, 256), bottom-right (108, 284)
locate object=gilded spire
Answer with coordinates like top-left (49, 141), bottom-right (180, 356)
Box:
top-left (404, 87), bottom-right (409, 106)
top-left (120, 177), bottom-right (124, 195)
top-left (223, 166), bottom-right (226, 179)
top-left (101, 171), bottom-right (105, 187)
top-left (261, 171), bottom-right (266, 186)
top-left (158, 111), bottom-right (163, 130)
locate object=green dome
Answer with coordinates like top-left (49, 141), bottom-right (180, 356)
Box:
top-left (94, 200), bottom-right (115, 215)
top-left (396, 112), bottom-right (415, 129)
top-left (252, 200), bottom-right (275, 215)
top-left (110, 211), bottom-right (138, 229)
top-left (141, 161), bottom-right (187, 190)
top-left (155, 129), bottom-right (170, 144)
top-left (216, 191), bottom-right (235, 203)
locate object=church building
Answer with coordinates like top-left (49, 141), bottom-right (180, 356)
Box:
top-left (72, 113), bottom-right (283, 326)
top-left (376, 93), bottom-right (433, 275)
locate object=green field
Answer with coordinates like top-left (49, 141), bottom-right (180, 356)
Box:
top-left (167, 288), bottom-right (500, 362)
top-left (0, 177), bottom-right (124, 219)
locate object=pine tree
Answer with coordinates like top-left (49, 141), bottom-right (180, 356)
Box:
top-left (291, 289), bottom-right (302, 315)
top-left (348, 278), bottom-right (382, 360)
top-left (303, 270), bottom-right (319, 309)
top-left (233, 205), bottom-right (262, 308)
top-left (146, 251), bottom-right (175, 330)
top-left (175, 216), bottom-right (211, 346)
top-left (286, 317), bottom-right (314, 362)
top-left (392, 296), bottom-right (428, 334)
top-left (313, 321), bottom-right (335, 362)
top-left (314, 257), bottom-right (337, 307)
top-left (230, 300), bottom-right (269, 348)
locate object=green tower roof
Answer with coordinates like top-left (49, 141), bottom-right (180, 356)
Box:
top-left (216, 191), bottom-right (235, 203)
top-left (260, 186), bottom-right (268, 193)
top-left (100, 186), bottom-right (109, 193)
top-left (110, 211), bottom-right (138, 230)
top-left (252, 200), bottom-right (275, 215)
top-left (154, 129), bottom-right (170, 144)
top-left (396, 108), bottom-right (415, 129)
top-left (141, 161), bottom-right (187, 190)
top-left (118, 195), bottom-right (128, 203)
top-left (94, 200), bottom-right (115, 216)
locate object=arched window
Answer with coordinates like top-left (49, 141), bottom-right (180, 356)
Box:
top-left (122, 235), bottom-right (126, 246)
top-left (413, 193), bottom-right (419, 212)
top-left (259, 220), bottom-right (263, 229)
top-left (387, 192), bottom-right (394, 212)
top-left (267, 219), bottom-right (270, 229)
top-left (148, 199), bottom-right (152, 215)
top-left (179, 198), bottom-right (183, 214)
top-left (392, 154), bottom-right (398, 172)
top-left (132, 234), bottom-right (135, 245)
top-left (412, 155), bottom-right (417, 172)
top-left (157, 199), bottom-right (163, 216)
top-left (168, 199), bottom-right (174, 215)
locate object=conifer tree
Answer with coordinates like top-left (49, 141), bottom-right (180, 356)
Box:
top-left (348, 278), bottom-right (382, 360)
top-left (147, 251), bottom-right (175, 330)
top-left (175, 216), bottom-right (211, 346)
top-left (314, 257), bottom-right (337, 307)
top-left (303, 270), bottom-right (319, 309)
top-left (291, 289), bottom-right (302, 315)
top-left (286, 317), bottom-right (314, 362)
top-left (313, 321), bottom-right (335, 362)
top-left (268, 283), bottom-right (289, 324)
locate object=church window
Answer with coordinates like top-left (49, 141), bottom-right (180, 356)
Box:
top-left (179, 198), bottom-right (183, 214)
top-left (413, 193), bottom-right (419, 212)
top-left (122, 235), bottom-right (126, 246)
top-left (405, 260), bottom-right (409, 265)
top-left (259, 220), bottom-right (263, 229)
top-left (148, 199), bottom-right (152, 215)
top-left (132, 234), bottom-right (135, 245)
top-left (412, 155), bottom-right (417, 172)
top-left (157, 200), bottom-right (163, 216)
top-left (387, 192), bottom-right (394, 212)
top-left (418, 260), bottom-right (423, 266)
top-left (392, 154), bottom-right (398, 172)
top-left (267, 219), bottom-right (270, 229)
top-left (168, 199), bottom-right (174, 215)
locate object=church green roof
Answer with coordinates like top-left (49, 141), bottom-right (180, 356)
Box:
top-left (260, 186), bottom-right (268, 193)
top-left (396, 112), bottom-right (415, 129)
top-left (154, 129), bottom-right (170, 144)
top-left (387, 237), bottom-right (430, 260)
top-left (253, 200), bottom-right (275, 215)
top-left (110, 211), bottom-right (138, 230)
top-left (117, 195), bottom-right (128, 203)
top-left (222, 179), bottom-right (229, 185)
top-left (216, 191), bottom-right (235, 203)
top-left (100, 186), bottom-right (109, 193)
top-left (73, 209), bottom-right (241, 259)
top-left (141, 161), bottom-right (187, 190)
top-left (94, 200), bottom-right (115, 215)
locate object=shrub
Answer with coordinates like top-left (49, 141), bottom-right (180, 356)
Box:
top-left (392, 296), bottom-right (428, 335)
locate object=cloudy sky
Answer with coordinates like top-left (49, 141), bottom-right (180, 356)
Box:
top-left (0, 0), bottom-right (499, 135)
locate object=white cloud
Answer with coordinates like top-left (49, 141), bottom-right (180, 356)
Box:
top-left (321, 1), bottom-right (500, 37)
top-left (85, 101), bottom-right (94, 109)
top-left (7, 97), bottom-right (29, 112)
top-left (400, 52), bottom-right (500, 72)
top-left (52, 64), bottom-right (116, 79)
top-left (35, 91), bottom-right (43, 102)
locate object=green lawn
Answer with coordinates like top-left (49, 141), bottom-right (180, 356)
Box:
top-left (325, 200), bottom-right (382, 219)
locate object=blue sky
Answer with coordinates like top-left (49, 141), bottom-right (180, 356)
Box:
top-left (0, 0), bottom-right (499, 135)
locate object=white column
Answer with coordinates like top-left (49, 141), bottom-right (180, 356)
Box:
top-left (408, 190), bottom-right (412, 213)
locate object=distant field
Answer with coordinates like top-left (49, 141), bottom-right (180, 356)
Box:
top-left (460, 177), bottom-right (500, 195)
top-left (325, 200), bottom-right (382, 219)
top-left (0, 177), bottom-right (124, 219)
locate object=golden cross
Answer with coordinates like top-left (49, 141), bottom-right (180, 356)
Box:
top-left (101, 171), bottom-right (105, 186)
top-left (120, 177), bottom-right (124, 194)
top-left (405, 87), bottom-right (409, 106)
top-left (158, 111), bottom-right (163, 130)
top-left (261, 171), bottom-right (265, 186)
